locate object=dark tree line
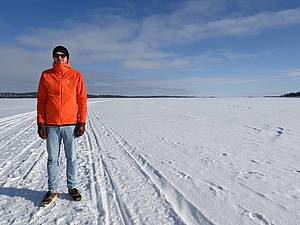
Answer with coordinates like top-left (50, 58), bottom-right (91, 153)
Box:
top-left (0, 92), bottom-right (196, 98)
top-left (281, 92), bottom-right (300, 97)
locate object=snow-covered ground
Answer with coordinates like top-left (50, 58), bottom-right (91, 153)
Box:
top-left (0, 98), bottom-right (299, 225)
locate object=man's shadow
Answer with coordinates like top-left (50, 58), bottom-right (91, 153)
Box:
top-left (0, 186), bottom-right (72, 206)
top-left (0, 187), bottom-right (45, 207)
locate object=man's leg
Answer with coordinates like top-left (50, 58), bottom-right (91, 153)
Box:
top-left (61, 125), bottom-right (77, 189)
top-left (46, 125), bottom-right (62, 191)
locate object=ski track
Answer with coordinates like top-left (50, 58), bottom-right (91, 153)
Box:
top-left (0, 112), bottom-right (36, 144)
top-left (88, 106), bottom-right (186, 225)
top-left (87, 118), bottom-right (128, 225)
top-left (0, 112), bottom-right (49, 225)
top-left (84, 124), bottom-right (106, 224)
top-left (0, 112), bottom-right (44, 180)
top-left (89, 106), bottom-right (214, 225)
top-left (0, 114), bottom-right (37, 170)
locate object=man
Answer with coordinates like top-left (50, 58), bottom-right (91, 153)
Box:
top-left (37, 45), bottom-right (87, 206)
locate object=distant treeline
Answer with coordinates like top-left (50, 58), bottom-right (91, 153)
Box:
top-left (0, 92), bottom-right (37, 98)
top-left (0, 92), bottom-right (198, 98)
top-left (281, 92), bottom-right (300, 97)
top-left (1, 91), bottom-right (299, 98)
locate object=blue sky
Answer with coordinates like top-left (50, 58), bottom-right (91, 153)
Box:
top-left (0, 0), bottom-right (300, 96)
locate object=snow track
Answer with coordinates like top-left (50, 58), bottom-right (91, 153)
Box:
top-left (87, 106), bottom-right (186, 224)
top-left (0, 112), bottom-right (44, 185)
top-left (89, 106), bottom-right (214, 225)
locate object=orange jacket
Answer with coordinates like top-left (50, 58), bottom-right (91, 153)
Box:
top-left (37, 63), bottom-right (87, 125)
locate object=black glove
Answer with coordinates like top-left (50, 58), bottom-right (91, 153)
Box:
top-left (37, 123), bottom-right (47, 139)
top-left (75, 123), bottom-right (85, 138)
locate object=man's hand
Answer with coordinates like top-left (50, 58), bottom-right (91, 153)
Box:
top-left (75, 123), bottom-right (85, 138)
top-left (37, 123), bottom-right (47, 139)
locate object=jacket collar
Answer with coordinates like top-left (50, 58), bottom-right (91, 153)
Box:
top-left (52, 63), bottom-right (72, 74)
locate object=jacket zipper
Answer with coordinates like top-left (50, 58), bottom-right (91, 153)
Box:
top-left (60, 72), bottom-right (63, 124)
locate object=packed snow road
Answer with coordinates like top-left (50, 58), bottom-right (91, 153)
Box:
top-left (0, 98), bottom-right (300, 225)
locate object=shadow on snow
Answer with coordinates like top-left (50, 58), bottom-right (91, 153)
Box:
top-left (0, 187), bottom-right (46, 207)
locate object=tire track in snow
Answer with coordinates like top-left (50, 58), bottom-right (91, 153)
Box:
top-left (89, 106), bottom-right (185, 225)
top-left (90, 106), bottom-right (215, 225)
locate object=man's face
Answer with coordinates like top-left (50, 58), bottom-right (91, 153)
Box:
top-left (53, 51), bottom-right (68, 64)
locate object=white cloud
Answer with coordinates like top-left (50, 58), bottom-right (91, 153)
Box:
top-left (89, 73), bottom-right (259, 96)
top-left (0, 44), bottom-right (48, 75)
top-left (280, 68), bottom-right (300, 80)
top-left (150, 76), bottom-right (259, 88)
top-left (2, 1), bottom-right (300, 94)
top-left (13, 4), bottom-right (300, 71)
top-left (138, 6), bottom-right (300, 46)
top-left (0, 43), bottom-right (50, 91)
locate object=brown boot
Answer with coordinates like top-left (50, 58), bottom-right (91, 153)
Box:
top-left (41, 190), bottom-right (59, 206)
top-left (68, 188), bottom-right (82, 201)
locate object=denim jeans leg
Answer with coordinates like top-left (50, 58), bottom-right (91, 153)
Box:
top-left (62, 125), bottom-right (77, 189)
top-left (46, 126), bottom-right (62, 191)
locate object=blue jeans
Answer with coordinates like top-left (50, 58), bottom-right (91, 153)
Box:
top-left (46, 125), bottom-right (77, 191)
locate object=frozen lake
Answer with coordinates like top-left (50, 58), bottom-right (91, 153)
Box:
top-left (0, 98), bottom-right (299, 225)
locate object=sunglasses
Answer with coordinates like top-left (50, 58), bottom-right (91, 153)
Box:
top-left (54, 53), bottom-right (66, 59)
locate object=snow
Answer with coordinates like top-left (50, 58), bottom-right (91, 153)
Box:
top-left (0, 98), bottom-right (299, 225)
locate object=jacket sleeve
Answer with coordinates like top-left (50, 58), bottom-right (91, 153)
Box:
top-left (37, 73), bottom-right (47, 124)
top-left (76, 72), bottom-right (87, 124)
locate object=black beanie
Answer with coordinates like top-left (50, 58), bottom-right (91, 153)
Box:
top-left (52, 45), bottom-right (69, 60)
